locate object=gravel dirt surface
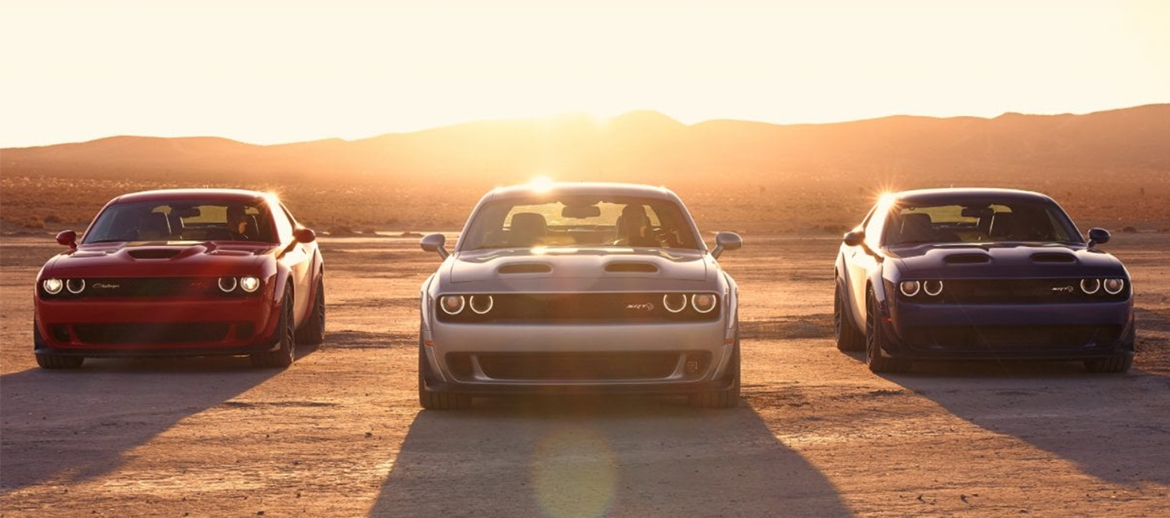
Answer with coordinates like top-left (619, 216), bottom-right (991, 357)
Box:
top-left (2, 233), bottom-right (1168, 517)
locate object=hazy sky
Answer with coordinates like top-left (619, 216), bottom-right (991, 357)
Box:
top-left (1, 0), bottom-right (1168, 147)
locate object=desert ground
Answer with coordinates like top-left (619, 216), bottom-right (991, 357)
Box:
top-left (1, 228), bottom-right (1168, 517)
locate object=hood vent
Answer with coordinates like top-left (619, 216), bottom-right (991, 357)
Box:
top-left (498, 263), bottom-right (552, 274)
top-left (128, 249), bottom-right (182, 259)
top-left (605, 262), bottom-right (659, 273)
top-left (944, 254), bottom-right (991, 264)
top-left (1031, 252), bottom-right (1076, 264)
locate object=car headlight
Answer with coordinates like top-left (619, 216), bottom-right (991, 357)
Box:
top-left (43, 278), bottom-right (63, 295)
top-left (899, 280), bottom-right (921, 297)
top-left (440, 295), bottom-right (465, 315)
top-left (1080, 278), bottom-right (1101, 295)
top-left (1103, 278), bottom-right (1125, 295)
top-left (218, 277), bottom-right (238, 293)
top-left (66, 278), bottom-right (86, 294)
top-left (663, 293), bottom-right (688, 313)
top-left (691, 293), bottom-right (717, 313)
top-left (923, 280), bottom-right (944, 297)
top-left (239, 276), bottom-right (261, 293)
top-left (469, 295), bottom-right (493, 314)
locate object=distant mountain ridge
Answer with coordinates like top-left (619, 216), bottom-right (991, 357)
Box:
top-left (3, 104), bottom-right (1168, 186)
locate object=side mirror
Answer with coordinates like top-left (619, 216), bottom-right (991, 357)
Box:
top-left (294, 227), bottom-right (317, 244)
top-left (56, 230), bottom-right (77, 249)
top-left (711, 231), bottom-right (743, 259)
top-left (843, 230), bottom-right (865, 247)
top-left (1087, 227), bottom-right (1110, 248)
top-left (420, 233), bottom-right (449, 260)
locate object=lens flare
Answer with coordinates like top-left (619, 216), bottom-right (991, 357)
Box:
top-left (531, 427), bottom-right (617, 518)
top-left (530, 176), bottom-right (555, 193)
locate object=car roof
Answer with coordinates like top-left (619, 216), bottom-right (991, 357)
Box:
top-left (487, 182), bottom-right (677, 201)
top-left (111, 188), bottom-right (271, 204)
top-left (893, 188), bottom-right (1058, 204)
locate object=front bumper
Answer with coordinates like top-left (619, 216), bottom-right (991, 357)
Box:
top-left (34, 296), bottom-right (281, 356)
top-left (883, 299), bottom-right (1134, 360)
top-left (423, 320), bottom-right (735, 394)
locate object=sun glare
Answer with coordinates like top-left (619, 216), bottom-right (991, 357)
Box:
top-left (529, 176), bottom-right (556, 193)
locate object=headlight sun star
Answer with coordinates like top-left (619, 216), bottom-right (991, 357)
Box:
top-left (239, 276), bottom-right (261, 293)
top-left (43, 278), bottom-right (64, 295)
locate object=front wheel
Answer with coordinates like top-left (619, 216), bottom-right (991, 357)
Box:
top-left (418, 334), bottom-right (471, 410)
top-left (33, 320), bottom-right (83, 369)
top-left (865, 289), bottom-right (911, 374)
top-left (689, 338), bottom-right (741, 409)
top-left (296, 275), bottom-right (326, 346)
top-left (834, 280), bottom-right (865, 352)
top-left (1085, 355), bottom-right (1133, 373)
top-left (251, 287), bottom-right (296, 369)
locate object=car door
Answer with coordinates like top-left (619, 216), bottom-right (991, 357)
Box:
top-left (271, 202), bottom-right (313, 326)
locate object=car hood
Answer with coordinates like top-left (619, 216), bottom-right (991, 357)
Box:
top-left (43, 241), bottom-right (271, 277)
top-left (887, 242), bottom-right (1127, 278)
top-left (448, 248), bottom-right (710, 285)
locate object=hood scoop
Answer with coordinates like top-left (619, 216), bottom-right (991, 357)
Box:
top-left (944, 253), bottom-right (991, 264)
top-left (498, 263), bottom-right (552, 274)
top-left (1031, 252), bottom-right (1076, 264)
top-left (605, 262), bottom-right (659, 273)
top-left (128, 248), bottom-right (183, 259)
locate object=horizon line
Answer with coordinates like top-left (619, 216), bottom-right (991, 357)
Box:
top-left (4, 102), bottom-right (1167, 150)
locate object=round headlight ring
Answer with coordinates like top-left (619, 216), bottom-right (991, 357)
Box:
top-left (691, 293), bottom-right (717, 314)
top-left (1103, 278), bottom-right (1125, 295)
top-left (1080, 278), bottom-right (1101, 295)
top-left (663, 293), bottom-right (688, 313)
top-left (239, 276), bottom-right (261, 293)
top-left (218, 277), bottom-right (238, 293)
top-left (66, 278), bottom-right (86, 294)
top-left (899, 280), bottom-right (921, 297)
top-left (469, 295), bottom-right (494, 315)
top-left (440, 295), bottom-right (466, 315)
top-left (923, 280), bottom-right (944, 297)
top-left (43, 278), bottom-right (64, 295)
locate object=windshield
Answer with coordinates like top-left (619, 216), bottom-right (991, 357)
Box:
top-left (83, 200), bottom-right (276, 244)
top-left (460, 195), bottom-right (701, 251)
top-left (884, 199), bottom-right (1080, 246)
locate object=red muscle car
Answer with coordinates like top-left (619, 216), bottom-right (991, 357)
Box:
top-left (33, 189), bottom-right (325, 369)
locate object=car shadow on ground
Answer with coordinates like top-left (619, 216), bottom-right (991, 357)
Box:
top-left (877, 360), bottom-right (1170, 487)
top-left (0, 345), bottom-right (317, 493)
top-left (367, 396), bottom-right (854, 518)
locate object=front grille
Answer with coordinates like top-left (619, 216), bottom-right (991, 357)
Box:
top-left (902, 279), bottom-right (1128, 304)
top-left (448, 352), bottom-right (701, 381)
top-left (905, 325), bottom-right (1119, 349)
top-left (73, 323), bottom-right (231, 344)
top-left (435, 292), bottom-right (720, 324)
top-left (42, 277), bottom-right (249, 299)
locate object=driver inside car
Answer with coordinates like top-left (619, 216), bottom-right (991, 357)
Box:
top-left (614, 204), bottom-right (661, 247)
top-left (227, 205), bottom-right (251, 241)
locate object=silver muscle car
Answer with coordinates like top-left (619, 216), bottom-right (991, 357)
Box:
top-left (417, 182), bottom-right (743, 410)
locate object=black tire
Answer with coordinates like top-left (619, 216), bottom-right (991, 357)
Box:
top-left (33, 320), bottom-right (83, 369)
top-left (295, 274), bottom-right (326, 346)
top-left (865, 289), bottom-right (911, 374)
top-left (834, 280), bottom-right (865, 352)
top-left (689, 336), bottom-right (741, 409)
top-left (251, 287), bottom-right (296, 369)
top-left (1085, 355), bottom-right (1133, 373)
top-left (418, 334), bottom-right (471, 410)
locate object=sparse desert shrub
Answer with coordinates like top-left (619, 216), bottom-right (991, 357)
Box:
top-left (43, 214), bottom-right (62, 225)
top-left (326, 226), bottom-right (355, 236)
top-left (23, 217), bottom-right (44, 229)
top-left (1122, 226), bottom-right (1138, 233)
